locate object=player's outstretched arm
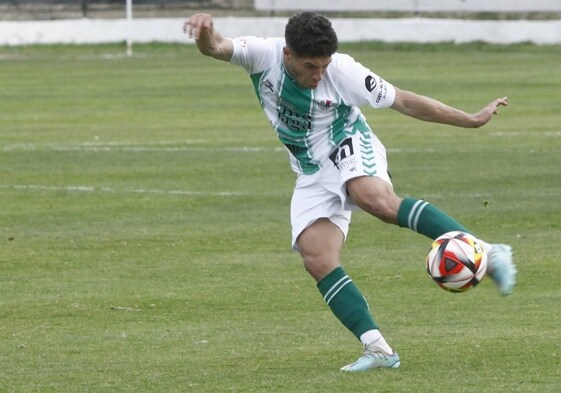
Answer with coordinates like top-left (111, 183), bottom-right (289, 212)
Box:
top-left (390, 87), bottom-right (508, 128)
top-left (183, 13), bottom-right (234, 62)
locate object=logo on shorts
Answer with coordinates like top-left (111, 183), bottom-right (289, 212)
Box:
top-left (329, 138), bottom-right (357, 171)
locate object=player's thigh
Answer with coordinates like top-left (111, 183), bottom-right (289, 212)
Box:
top-left (297, 218), bottom-right (345, 282)
top-left (290, 166), bottom-right (351, 251)
top-left (331, 125), bottom-right (401, 222)
top-left (346, 175), bottom-right (402, 223)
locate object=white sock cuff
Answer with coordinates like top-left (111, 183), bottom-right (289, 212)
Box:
top-left (360, 329), bottom-right (393, 353)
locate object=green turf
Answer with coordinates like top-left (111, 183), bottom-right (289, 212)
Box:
top-left (1, 41), bottom-right (560, 392)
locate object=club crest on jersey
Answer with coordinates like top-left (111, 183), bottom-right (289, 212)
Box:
top-left (318, 99), bottom-right (333, 110)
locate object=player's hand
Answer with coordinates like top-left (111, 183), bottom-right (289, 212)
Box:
top-left (488, 96), bottom-right (508, 115)
top-left (184, 13), bottom-right (214, 40)
top-left (473, 96), bottom-right (508, 127)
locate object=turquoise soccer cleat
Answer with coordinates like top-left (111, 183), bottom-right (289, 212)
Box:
top-left (487, 244), bottom-right (517, 296)
top-left (340, 344), bottom-right (400, 372)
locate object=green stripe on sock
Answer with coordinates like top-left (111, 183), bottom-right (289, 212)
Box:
top-left (317, 267), bottom-right (377, 340)
top-left (397, 197), bottom-right (471, 239)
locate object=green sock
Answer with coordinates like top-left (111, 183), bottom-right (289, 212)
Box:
top-left (397, 197), bottom-right (471, 240)
top-left (317, 267), bottom-right (377, 340)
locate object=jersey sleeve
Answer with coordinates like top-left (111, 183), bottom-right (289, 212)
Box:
top-left (229, 36), bottom-right (283, 75)
top-left (330, 53), bottom-right (396, 109)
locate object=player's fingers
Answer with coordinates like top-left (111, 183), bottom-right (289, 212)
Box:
top-left (491, 97), bottom-right (508, 114)
top-left (183, 16), bottom-right (196, 37)
top-left (183, 14), bottom-right (204, 38)
top-left (200, 15), bottom-right (213, 34)
top-left (497, 97), bottom-right (507, 107)
top-left (193, 14), bottom-right (206, 39)
top-left (189, 14), bottom-right (213, 39)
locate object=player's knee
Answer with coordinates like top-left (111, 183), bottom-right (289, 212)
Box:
top-left (299, 242), bottom-right (341, 281)
top-left (302, 253), bottom-right (340, 282)
top-left (296, 219), bottom-right (345, 281)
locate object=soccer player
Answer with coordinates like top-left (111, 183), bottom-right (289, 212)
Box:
top-left (184, 11), bottom-right (517, 372)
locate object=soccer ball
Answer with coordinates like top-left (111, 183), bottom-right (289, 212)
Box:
top-left (426, 231), bottom-right (488, 293)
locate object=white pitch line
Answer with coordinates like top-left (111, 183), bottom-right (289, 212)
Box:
top-left (0, 142), bottom-right (440, 154)
top-left (1, 142), bottom-right (286, 153)
top-left (3, 141), bottom-right (554, 154)
top-left (1, 184), bottom-right (557, 200)
top-left (490, 131), bottom-right (561, 137)
top-left (2, 130), bottom-right (559, 152)
top-left (6, 133), bottom-right (559, 154)
top-left (0, 184), bottom-right (286, 197)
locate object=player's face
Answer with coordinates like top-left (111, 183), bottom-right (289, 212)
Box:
top-left (283, 48), bottom-right (332, 90)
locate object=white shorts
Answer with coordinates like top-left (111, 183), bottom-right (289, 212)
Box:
top-left (290, 129), bottom-right (392, 251)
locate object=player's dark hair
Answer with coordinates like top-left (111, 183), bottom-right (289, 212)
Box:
top-left (285, 11), bottom-right (338, 57)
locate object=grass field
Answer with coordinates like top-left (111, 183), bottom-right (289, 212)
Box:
top-left (1, 41), bottom-right (560, 392)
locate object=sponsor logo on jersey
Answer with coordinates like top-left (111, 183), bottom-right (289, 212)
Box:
top-left (375, 79), bottom-right (387, 104)
top-left (365, 75), bottom-right (377, 92)
top-left (278, 103), bottom-right (311, 132)
top-left (235, 37), bottom-right (247, 47)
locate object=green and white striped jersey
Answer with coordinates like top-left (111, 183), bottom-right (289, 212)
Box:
top-left (230, 36), bottom-right (396, 175)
